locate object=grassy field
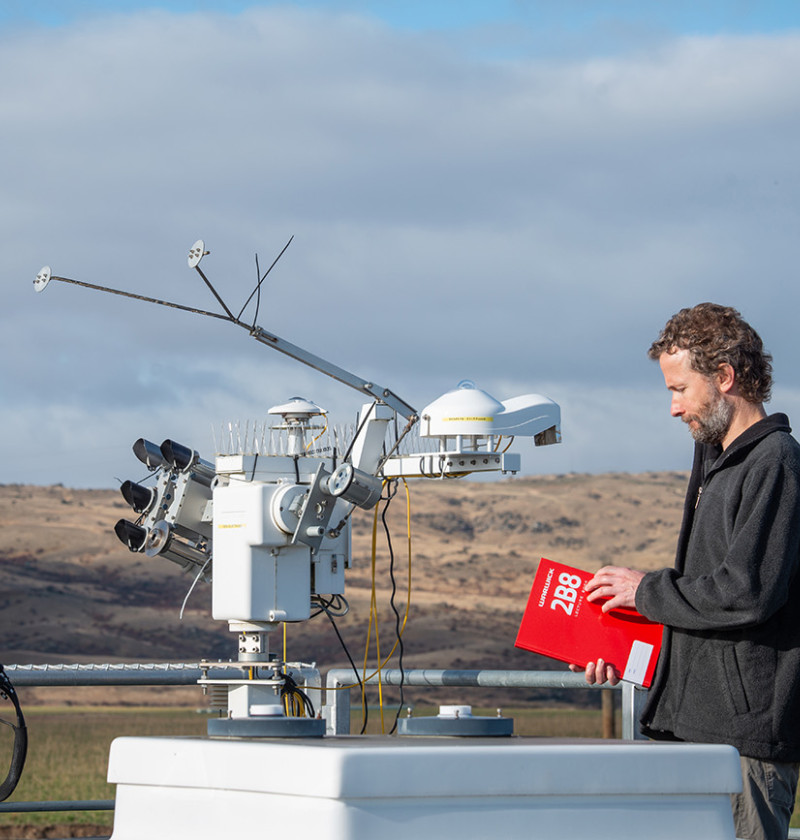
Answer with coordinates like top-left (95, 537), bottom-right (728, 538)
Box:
top-left (0, 706), bottom-right (798, 837)
top-left (0, 708), bottom-right (207, 836)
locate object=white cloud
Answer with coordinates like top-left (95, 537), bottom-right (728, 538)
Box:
top-left (3, 8), bottom-right (799, 486)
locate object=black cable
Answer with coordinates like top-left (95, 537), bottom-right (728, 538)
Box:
top-left (341, 401), bottom-right (378, 465)
top-left (379, 482), bottom-right (406, 734)
top-left (310, 594), bottom-right (349, 619)
top-left (237, 235), bottom-right (294, 324)
top-left (279, 671), bottom-right (316, 718)
top-left (0, 665), bottom-right (27, 802)
top-left (322, 603), bottom-right (369, 734)
top-left (253, 253), bottom-right (262, 328)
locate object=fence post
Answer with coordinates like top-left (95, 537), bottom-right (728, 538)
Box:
top-left (601, 689), bottom-right (616, 739)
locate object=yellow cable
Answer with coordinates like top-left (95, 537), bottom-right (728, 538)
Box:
top-left (403, 477), bottom-right (412, 632)
top-left (334, 479), bottom-right (414, 729)
top-left (305, 421), bottom-right (329, 451)
top-left (370, 481), bottom-right (391, 733)
top-left (334, 479), bottom-right (414, 700)
top-left (373, 546), bottom-right (386, 733)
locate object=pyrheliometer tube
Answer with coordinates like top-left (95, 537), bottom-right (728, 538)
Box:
top-left (160, 439), bottom-right (215, 482)
top-left (120, 480), bottom-right (155, 514)
top-left (114, 519), bottom-right (148, 552)
top-left (133, 438), bottom-right (167, 470)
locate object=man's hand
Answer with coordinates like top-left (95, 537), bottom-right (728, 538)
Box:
top-left (569, 659), bottom-right (620, 686)
top-left (584, 565), bottom-right (645, 613)
top-left (568, 566), bottom-right (646, 685)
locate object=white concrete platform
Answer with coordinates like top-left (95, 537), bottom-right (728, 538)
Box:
top-left (107, 736), bottom-right (742, 840)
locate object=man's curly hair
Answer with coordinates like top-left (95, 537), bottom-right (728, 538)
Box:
top-left (648, 302), bottom-right (772, 404)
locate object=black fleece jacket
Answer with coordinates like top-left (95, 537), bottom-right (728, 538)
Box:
top-left (636, 413), bottom-right (800, 762)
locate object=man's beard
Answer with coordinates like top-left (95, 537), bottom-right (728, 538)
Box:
top-left (685, 389), bottom-right (734, 445)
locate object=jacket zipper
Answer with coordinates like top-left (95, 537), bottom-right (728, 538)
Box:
top-left (695, 485), bottom-right (703, 509)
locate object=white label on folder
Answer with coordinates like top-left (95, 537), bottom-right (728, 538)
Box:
top-left (623, 640), bottom-right (654, 684)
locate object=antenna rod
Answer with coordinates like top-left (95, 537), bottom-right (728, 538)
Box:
top-left (237, 235), bottom-right (294, 321)
top-left (43, 275), bottom-right (235, 323)
top-left (193, 264), bottom-right (236, 321)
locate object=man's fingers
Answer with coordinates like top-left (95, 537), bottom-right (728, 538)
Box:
top-left (571, 658), bottom-right (620, 686)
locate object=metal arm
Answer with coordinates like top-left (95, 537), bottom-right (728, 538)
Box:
top-left (248, 325), bottom-right (416, 420)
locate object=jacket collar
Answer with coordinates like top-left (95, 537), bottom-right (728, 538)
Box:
top-left (702, 412), bottom-right (791, 477)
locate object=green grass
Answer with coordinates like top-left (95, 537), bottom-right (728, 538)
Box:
top-left (1, 708), bottom-right (207, 832)
top-left (1, 706), bottom-right (798, 834)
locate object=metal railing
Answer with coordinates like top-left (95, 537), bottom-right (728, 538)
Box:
top-left (5, 662), bottom-right (243, 686)
top-left (5, 661), bottom-right (646, 737)
top-left (323, 667), bottom-right (648, 738)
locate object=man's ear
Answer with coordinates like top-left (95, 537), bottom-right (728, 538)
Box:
top-left (716, 363), bottom-right (736, 394)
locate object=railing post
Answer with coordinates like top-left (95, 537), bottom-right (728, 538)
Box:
top-left (621, 682), bottom-right (648, 740)
top-left (324, 670), bottom-right (353, 735)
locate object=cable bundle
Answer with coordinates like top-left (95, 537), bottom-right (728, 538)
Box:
top-left (0, 663), bottom-right (27, 801)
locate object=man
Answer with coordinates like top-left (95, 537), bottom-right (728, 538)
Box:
top-left (578, 303), bottom-right (800, 840)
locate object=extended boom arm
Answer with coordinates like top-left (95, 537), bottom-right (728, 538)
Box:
top-left (33, 245), bottom-right (417, 421)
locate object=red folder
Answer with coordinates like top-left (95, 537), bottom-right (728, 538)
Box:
top-left (515, 558), bottom-right (664, 687)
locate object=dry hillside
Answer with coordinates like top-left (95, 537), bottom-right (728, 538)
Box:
top-left (0, 473), bottom-right (688, 706)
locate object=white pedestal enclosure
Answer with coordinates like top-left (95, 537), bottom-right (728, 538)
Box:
top-left (107, 736), bottom-right (741, 840)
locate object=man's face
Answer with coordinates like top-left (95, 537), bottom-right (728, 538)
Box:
top-left (659, 349), bottom-right (733, 445)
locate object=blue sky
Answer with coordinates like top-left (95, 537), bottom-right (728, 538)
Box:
top-left (4, 1), bottom-right (799, 44)
top-left (3, 1), bottom-right (800, 486)
top-left (2, 0), bottom-right (796, 29)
